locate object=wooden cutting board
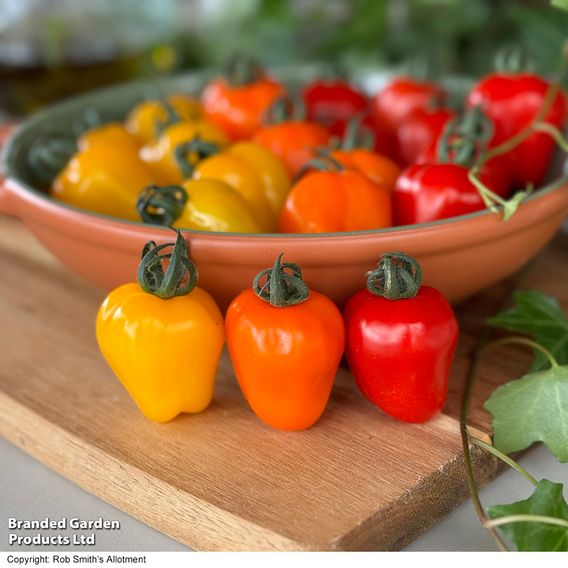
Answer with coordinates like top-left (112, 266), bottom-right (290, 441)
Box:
top-left (0, 215), bottom-right (566, 551)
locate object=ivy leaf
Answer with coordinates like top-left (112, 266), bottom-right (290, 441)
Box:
top-left (551, 0), bottom-right (568, 12)
top-left (488, 290), bottom-right (568, 372)
top-left (487, 479), bottom-right (568, 551)
top-left (484, 364), bottom-right (568, 462)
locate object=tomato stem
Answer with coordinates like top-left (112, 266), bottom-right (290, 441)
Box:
top-left (174, 137), bottom-right (221, 178)
top-left (293, 153), bottom-right (344, 184)
top-left (137, 184), bottom-right (188, 227)
top-left (264, 96), bottom-right (306, 124)
top-left (467, 168), bottom-right (532, 221)
top-left (341, 115), bottom-right (374, 151)
top-left (366, 252), bottom-right (422, 300)
top-left (28, 133), bottom-right (77, 185)
top-left (253, 253), bottom-right (310, 307)
top-left (437, 106), bottom-right (493, 167)
top-left (137, 229), bottom-right (198, 299)
top-left (154, 99), bottom-right (181, 137)
top-left (494, 45), bottom-right (535, 74)
top-left (403, 54), bottom-right (437, 82)
top-left (224, 54), bottom-right (264, 87)
top-left (531, 121), bottom-right (568, 153)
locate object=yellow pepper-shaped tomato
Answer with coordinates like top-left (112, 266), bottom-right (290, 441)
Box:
top-left (140, 120), bottom-right (228, 185)
top-left (78, 122), bottom-right (142, 154)
top-left (176, 139), bottom-right (290, 232)
top-left (137, 183), bottom-right (262, 233)
top-left (125, 94), bottom-right (203, 144)
top-left (51, 143), bottom-right (158, 221)
top-left (97, 231), bottom-right (225, 422)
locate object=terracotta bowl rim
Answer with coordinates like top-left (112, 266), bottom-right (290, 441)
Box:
top-left (2, 69), bottom-right (568, 240)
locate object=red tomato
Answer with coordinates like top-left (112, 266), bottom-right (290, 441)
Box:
top-left (302, 79), bottom-right (369, 135)
top-left (371, 77), bottom-right (446, 136)
top-left (396, 107), bottom-right (456, 167)
top-left (392, 162), bottom-right (511, 225)
top-left (412, 106), bottom-right (515, 192)
top-left (416, 130), bottom-right (515, 192)
top-left (467, 73), bottom-right (567, 188)
top-left (344, 254), bottom-right (458, 423)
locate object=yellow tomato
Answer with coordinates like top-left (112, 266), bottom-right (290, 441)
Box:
top-left (188, 141), bottom-right (290, 231)
top-left (140, 121), bottom-right (228, 185)
top-left (125, 94), bottom-right (203, 144)
top-left (51, 145), bottom-right (157, 221)
top-left (96, 232), bottom-right (224, 423)
top-left (174, 179), bottom-right (262, 233)
top-left (78, 122), bottom-right (142, 154)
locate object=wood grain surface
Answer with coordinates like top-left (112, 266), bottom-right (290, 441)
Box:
top-left (0, 215), bottom-right (566, 551)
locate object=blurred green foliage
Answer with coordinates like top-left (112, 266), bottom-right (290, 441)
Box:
top-left (3, 0), bottom-right (567, 117)
top-left (188, 0), bottom-right (568, 77)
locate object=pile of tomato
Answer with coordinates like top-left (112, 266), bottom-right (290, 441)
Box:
top-left (85, 57), bottom-right (568, 429)
top-left (50, 56), bottom-right (567, 232)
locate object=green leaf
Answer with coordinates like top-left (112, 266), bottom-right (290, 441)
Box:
top-left (487, 479), bottom-right (568, 551)
top-left (484, 364), bottom-right (568, 462)
top-left (551, 0), bottom-right (568, 12)
top-left (488, 290), bottom-right (568, 371)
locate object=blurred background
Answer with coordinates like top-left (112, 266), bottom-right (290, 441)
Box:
top-left (1, 0), bottom-right (566, 117)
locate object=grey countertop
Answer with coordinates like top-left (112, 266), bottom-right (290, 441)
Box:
top-left (1, 436), bottom-right (566, 552)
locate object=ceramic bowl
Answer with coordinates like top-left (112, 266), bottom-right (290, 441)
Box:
top-left (1, 69), bottom-right (568, 309)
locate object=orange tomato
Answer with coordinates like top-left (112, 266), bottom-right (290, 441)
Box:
top-left (253, 121), bottom-right (331, 178)
top-left (225, 256), bottom-right (345, 431)
top-left (279, 167), bottom-right (392, 233)
top-left (202, 58), bottom-right (284, 141)
top-left (330, 148), bottom-right (401, 193)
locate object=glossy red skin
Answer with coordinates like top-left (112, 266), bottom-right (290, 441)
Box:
top-left (371, 77), bottom-right (446, 137)
top-left (302, 79), bottom-right (369, 135)
top-left (416, 134), bottom-right (515, 190)
top-left (396, 108), bottom-right (456, 167)
top-left (344, 286), bottom-right (458, 423)
top-left (467, 73), bottom-right (567, 188)
top-left (392, 162), bottom-right (511, 226)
